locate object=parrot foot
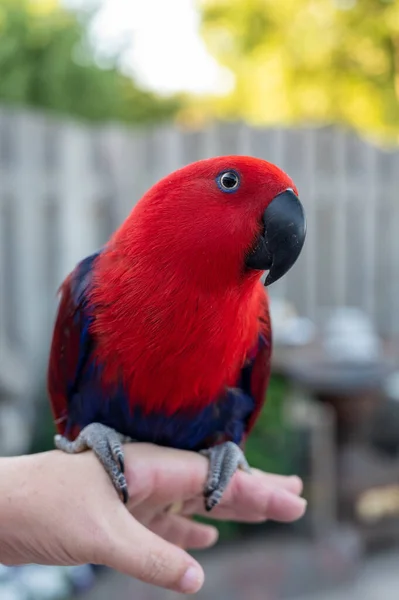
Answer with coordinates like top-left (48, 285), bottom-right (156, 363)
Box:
top-left (200, 441), bottom-right (251, 512)
top-left (54, 423), bottom-right (129, 503)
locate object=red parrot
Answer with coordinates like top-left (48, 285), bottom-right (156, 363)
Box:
top-left (47, 156), bottom-right (306, 510)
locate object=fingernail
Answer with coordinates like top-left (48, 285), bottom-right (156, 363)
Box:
top-left (289, 475), bottom-right (304, 491)
top-left (180, 566), bottom-right (203, 594)
top-left (284, 488), bottom-right (307, 504)
top-left (279, 488), bottom-right (308, 509)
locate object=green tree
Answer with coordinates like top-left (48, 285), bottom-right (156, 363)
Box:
top-left (0, 0), bottom-right (181, 124)
top-left (198, 0), bottom-right (399, 141)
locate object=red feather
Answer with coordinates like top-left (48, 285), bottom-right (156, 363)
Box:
top-left (48, 275), bottom-right (78, 436)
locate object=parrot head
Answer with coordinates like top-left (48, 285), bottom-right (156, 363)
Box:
top-left (115, 156), bottom-right (306, 289)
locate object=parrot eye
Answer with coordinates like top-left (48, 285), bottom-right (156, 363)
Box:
top-left (217, 170), bottom-right (240, 193)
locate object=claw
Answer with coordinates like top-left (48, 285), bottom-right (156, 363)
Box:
top-left (118, 453), bottom-right (125, 474)
top-left (201, 441), bottom-right (251, 511)
top-left (112, 446), bottom-right (125, 474)
top-left (118, 473), bottom-right (129, 504)
top-left (54, 423), bottom-right (129, 503)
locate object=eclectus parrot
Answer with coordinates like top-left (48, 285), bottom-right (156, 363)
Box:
top-left (48, 156), bottom-right (306, 511)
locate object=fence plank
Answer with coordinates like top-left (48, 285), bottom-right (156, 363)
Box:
top-left (333, 129), bottom-right (348, 308)
top-left (8, 112), bottom-right (49, 370)
top-left (390, 152), bottom-right (399, 335)
top-left (55, 122), bottom-right (101, 282)
top-left (362, 139), bottom-right (378, 321)
top-left (302, 128), bottom-right (317, 319)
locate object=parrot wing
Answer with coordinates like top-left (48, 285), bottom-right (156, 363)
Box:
top-left (47, 252), bottom-right (100, 438)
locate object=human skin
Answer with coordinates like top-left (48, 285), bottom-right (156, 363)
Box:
top-left (0, 443), bottom-right (306, 594)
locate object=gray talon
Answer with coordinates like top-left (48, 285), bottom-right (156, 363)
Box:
top-left (117, 473), bottom-right (129, 504)
top-left (54, 423), bottom-right (128, 503)
top-left (111, 442), bottom-right (125, 473)
top-left (201, 441), bottom-right (251, 511)
top-left (117, 452), bottom-right (125, 473)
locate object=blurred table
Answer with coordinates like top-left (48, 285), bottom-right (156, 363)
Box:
top-left (272, 337), bottom-right (399, 380)
top-left (272, 338), bottom-right (399, 547)
top-left (273, 337), bottom-right (396, 439)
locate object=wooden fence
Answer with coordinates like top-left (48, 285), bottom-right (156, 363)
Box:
top-left (0, 107), bottom-right (399, 396)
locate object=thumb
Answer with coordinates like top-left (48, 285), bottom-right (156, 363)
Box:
top-left (99, 508), bottom-right (204, 594)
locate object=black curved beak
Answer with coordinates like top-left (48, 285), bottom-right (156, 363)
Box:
top-left (245, 189), bottom-right (306, 286)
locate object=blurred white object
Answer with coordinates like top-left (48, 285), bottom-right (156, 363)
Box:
top-left (269, 298), bottom-right (316, 346)
top-left (0, 582), bottom-right (29, 600)
top-left (0, 563), bottom-right (95, 599)
top-left (322, 307), bottom-right (382, 362)
top-left (0, 564), bottom-right (11, 579)
top-left (15, 566), bottom-right (70, 600)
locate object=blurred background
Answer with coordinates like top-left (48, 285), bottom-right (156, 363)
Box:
top-left (0, 0), bottom-right (399, 598)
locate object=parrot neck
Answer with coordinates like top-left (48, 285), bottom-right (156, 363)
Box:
top-left (109, 189), bottom-right (260, 294)
top-left (91, 246), bottom-right (266, 414)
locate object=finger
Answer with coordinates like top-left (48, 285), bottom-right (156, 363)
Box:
top-left (148, 514), bottom-right (219, 550)
top-left (123, 443), bottom-right (303, 507)
top-left (181, 471), bottom-right (307, 522)
top-left (99, 506), bottom-right (204, 594)
top-left (251, 470), bottom-right (303, 496)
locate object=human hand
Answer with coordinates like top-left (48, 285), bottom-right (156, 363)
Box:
top-left (0, 444), bottom-right (306, 594)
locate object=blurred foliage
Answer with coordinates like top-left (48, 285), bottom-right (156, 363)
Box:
top-left (0, 0), bottom-right (181, 124)
top-left (245, 374), bottom-right (292, 475)
top-left (197, 0), bottom-right (399, 142)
